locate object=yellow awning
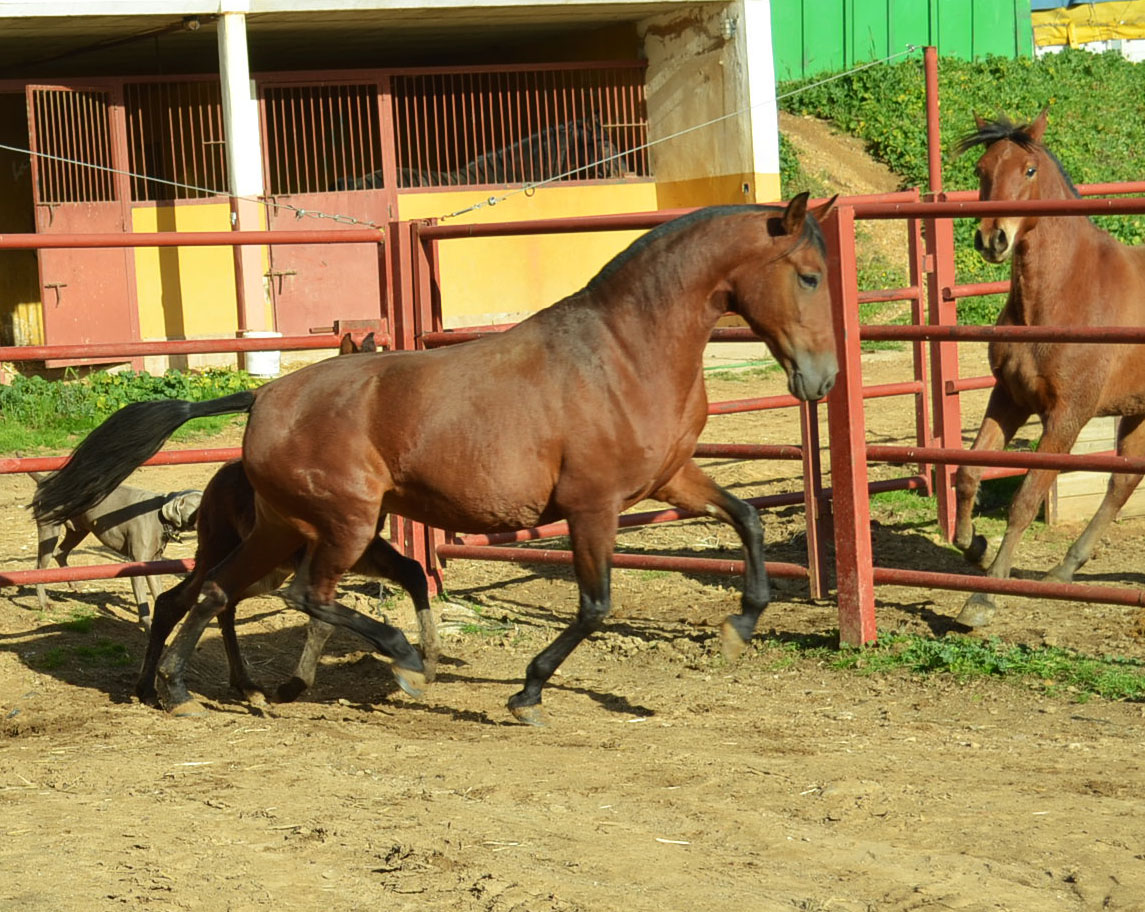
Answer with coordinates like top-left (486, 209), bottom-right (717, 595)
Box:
top-left (1032, 1), bottom-right (1145, 46)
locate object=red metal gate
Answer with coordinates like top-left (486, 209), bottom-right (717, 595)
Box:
top-left (260, 80), bottom-right (396, 336)
top-left (26, 84), bottom-right (138, 366)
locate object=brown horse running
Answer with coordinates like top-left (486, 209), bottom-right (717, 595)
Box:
top-left (33, 195), bottom-right (838, 724)
top-left (952, 111), bottom-right (1145, 627)
top-left (135, 334), bottom-right (442, 711)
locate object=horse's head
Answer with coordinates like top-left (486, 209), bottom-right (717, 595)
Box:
top-left (731, 193), bottom-right (839, 401)
top-left (956, 109), bottom-right (1073, 264)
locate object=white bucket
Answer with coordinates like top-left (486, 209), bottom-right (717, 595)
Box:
top-left (243, 330), bottom-right (283, 378)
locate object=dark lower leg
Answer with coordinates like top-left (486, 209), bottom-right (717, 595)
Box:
top-left (275, 618), bottom-right (335, 703)
top-left (136, 575), bottom-right (199, 704)
top-left (507, 509), bottom-right (614, 724)
top-left (217, 604), bottom-right (265, 702)
top-left (157, 581), bottom-right (229, 713)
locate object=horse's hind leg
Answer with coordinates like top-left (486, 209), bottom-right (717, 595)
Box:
top-left (1044, 414), bottom-right (1145, 584)
top-left (953, 386), bottom-right (1031, 568)
top-left (654, 460), bottom-right (768, 661)
top-left (273, 618), bottom-right (335, 704)
top-left (353, 535), bottom-right (440, 681)
top-left (283, 544), bottom-right (427, 700)
top-left (507, 505), bottom-right (618, 726)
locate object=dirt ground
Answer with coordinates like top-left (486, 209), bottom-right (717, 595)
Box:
top-left (2, 342), bottom-right (1144, 912)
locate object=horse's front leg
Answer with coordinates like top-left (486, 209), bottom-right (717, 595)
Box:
top-left (655, 460), bottom-right (767, 661)
top-left (507, 506), bottom-right (618, 726)
top-left (953, 385), bottom-right (1030, 568)
top-left (957, 414), bottom-right (1085, 628)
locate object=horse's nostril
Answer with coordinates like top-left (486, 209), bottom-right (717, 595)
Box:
top-left (996, 229), bottom-right (1007, 251)
top-left (974, 230), bottom-right (985, 252)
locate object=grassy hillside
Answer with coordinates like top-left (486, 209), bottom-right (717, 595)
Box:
top-left (778, 49), bottom-right (1145, 322)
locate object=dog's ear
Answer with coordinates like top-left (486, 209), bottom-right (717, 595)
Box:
top-left (162, 490), bottom-right (202, 528)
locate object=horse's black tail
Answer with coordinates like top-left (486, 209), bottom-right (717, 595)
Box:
top-left (32, 390), bottom-right (256, 525)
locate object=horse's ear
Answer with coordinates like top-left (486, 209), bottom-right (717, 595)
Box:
top-left (809, 194), bottom-right (838, 225)
top-left (1028, 108), bottom-right (1049, 142)
top-left (360, 332), bottom-right (377, 353)
top-left (780, 191), bottom-right (811, 236)
top-left (338, 333), bottom-right (356, 355)
top-left (973, 111), bottom-right (988, 130)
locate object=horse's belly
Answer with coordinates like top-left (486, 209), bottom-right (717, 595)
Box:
top-left (382, 482), bottom-right (555, 534)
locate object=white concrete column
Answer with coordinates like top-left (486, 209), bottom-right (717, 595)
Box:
top-left (217, 6), bottom-right (272, 334)
top-left (739, 0), bottom-right (781, 201)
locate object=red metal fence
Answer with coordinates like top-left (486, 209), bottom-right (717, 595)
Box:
top-left (5, 47), bottom-right (1145, 649)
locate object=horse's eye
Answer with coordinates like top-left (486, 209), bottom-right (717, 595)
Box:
top-left (1025, 166), bottom-right (1037, 178)
top-left (798, 273), bottom-right (820, 290)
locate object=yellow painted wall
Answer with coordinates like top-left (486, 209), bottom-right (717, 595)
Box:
top-left (131, 202), bottom-right (239, 340)
top-left (398, 181), bottom-right (658, 327)
top-left (0, 93), bottom-right (42, 346)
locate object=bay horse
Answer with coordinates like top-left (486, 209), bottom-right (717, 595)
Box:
top-left (952, 111), bottom-right (1145, 627)
top-left (135, 333), bottom-right (441, 712)
top-left (33, 195), bottom-right (838, 724)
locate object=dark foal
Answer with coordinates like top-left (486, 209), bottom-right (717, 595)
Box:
top-left (952, 111), bottom-right (1145, 626)
top-left (34, 196), bottom-right (838, 724)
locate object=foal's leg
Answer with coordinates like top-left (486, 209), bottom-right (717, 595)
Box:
top-left (274, 534), bottom-right (440, 703)
top-left (953, 386), bottom-right (1031, 568)
top-left (137, 573), bottom-right (200, 705)
top-left (1043, 414), bottom-right (1145, 584)
top-left (957, 412), bottom-right (1086, 627)
top-left (157, 526), bottom-right (298, 715)
top-left (654, 461), bottom-right (770, 660)
top-left (507, 506), bottom-right (618, 726)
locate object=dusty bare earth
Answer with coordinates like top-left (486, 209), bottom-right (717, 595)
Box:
top-left (2, 344), bottom-right (1144, 912)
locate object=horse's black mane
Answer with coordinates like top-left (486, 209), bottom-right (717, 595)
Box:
top-left (587, 203), bottom-right (826, 291)
top-left (954, 113), bottom-right (1079, 198)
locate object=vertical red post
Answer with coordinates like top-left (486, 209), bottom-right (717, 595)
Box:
top-left (799, 399), bottom-right (827, 599)
top-left (923, 46), bottom-right (961, 539)
top-left (906, 206), bottom-right (933, 494)
top-left (823, 205), bottom-right (877, 646)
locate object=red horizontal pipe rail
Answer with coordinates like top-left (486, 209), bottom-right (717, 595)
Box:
top-left (436, 543), bottom-right (810, 580)
top-left (0, 447), bottom-right (241, 476)
top-left (944, 280), bottom-right (1009, 300)
top-left (944, 181), bottom-right (1145, 202)
top-left (692, 443), bottom-right (803, 460)
top-left (863, 324), bottom-right (1145, 343)
top-left (873, 567), bottom-right (1145, 608)
top-left (0, 333), bottom-right (387, 365)
top-left (851, 196), bottom-right (1145, 220)
top-left (868, 444), bottom-right (1145, 475)
top-left (0, 229), bottom-right (384, 250)
top-left (858, 285), bottom-right (920, 305)
top-left (946, 375), bottom-right (995, 394)
top-left (0, 558), bottom-right (194, 588)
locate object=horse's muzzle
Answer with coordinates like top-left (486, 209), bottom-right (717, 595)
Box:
top-left (974, 226), bottom-right (1013, 264)
top-left (788, 352), bottom-right (838, 401)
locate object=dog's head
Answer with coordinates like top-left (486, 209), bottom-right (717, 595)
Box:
top-left (160, 490), bottom-right (202, 534)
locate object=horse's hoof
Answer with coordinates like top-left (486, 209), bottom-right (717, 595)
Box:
top-left (961, 534), bottom-right (991, 570)
top-left (392, 666), bottom-right (426, 700)
top-left (1042, 565), bottom-right (1073, 584)
top-left (244, 688), bottom-right (269, 708)
top-left (956, 593), bottom-right (997, 628)
top-left (168, 698), bottom-right (208, 718)
top-left (273, 677), bottom-right (308, 704)
top-left (719, 615), bottom-right (753, 663)
top-left (509, 702), bottom-right (547, 727)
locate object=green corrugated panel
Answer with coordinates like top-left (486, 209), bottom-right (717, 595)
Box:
top-left (770, 0), bottom-right (1032, 82)
top-left (801, 0), bottom-right (847, 76)
top-left (887, 0), bottom-right (933, 58)
top-left (772, 0), bottom-right (807, 79)
top-left (938, 0), bottom-right (974, 58)
top-left (850, 0), bottom-right (891, 67)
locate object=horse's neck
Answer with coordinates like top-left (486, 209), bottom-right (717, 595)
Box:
top-left (1011, 216), bottom-right (1105, 323)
